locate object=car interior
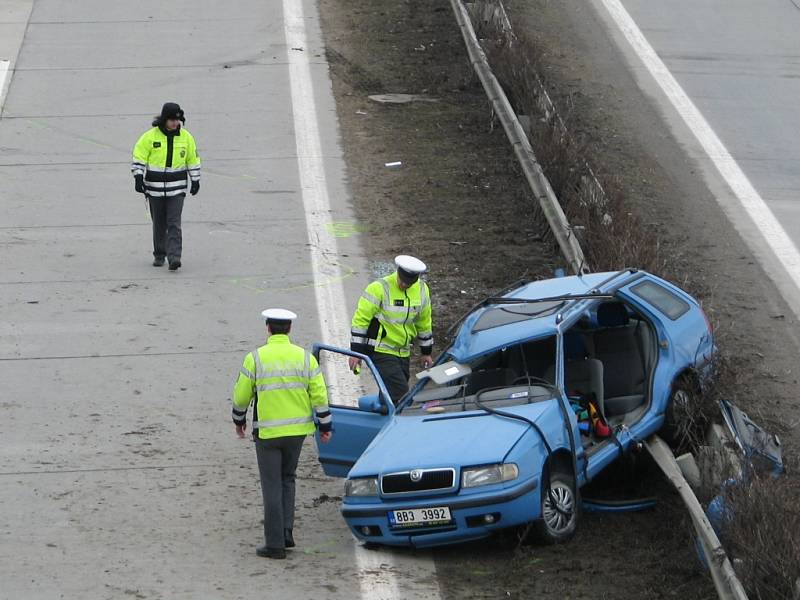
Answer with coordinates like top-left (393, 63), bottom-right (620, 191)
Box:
top-left (555, 301), bottom-right (657, 438)
top-left (403, 301), bottom-right (657, 447)
top-left (402, 336), bottom-right (559, 415)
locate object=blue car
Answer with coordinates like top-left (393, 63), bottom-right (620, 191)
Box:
top-left (314, 269), bottom-right (714, 548)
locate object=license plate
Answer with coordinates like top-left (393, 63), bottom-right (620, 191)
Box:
top-left (388, 506), bottom-right (452, 529)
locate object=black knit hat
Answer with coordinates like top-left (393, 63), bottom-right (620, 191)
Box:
top-left (159, 102), bottom-right (185, 123)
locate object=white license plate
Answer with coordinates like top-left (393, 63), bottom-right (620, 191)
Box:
top-left (388, 506), bottom-right (452, 528)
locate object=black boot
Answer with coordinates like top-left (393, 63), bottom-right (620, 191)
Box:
top-left (284, 529), bottom-right (295, 549)
top-left (152, 257), bottom-right (165, 267)
top-left (168, 257), bottom-right (181, 271)
top-left (256, 546), bottom-right (286, 559)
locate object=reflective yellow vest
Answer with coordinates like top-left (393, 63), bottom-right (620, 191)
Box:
top-left (131, 126), bottom-right (200, 197)
top-left (350, 272), bottom-right (433, 358)
top-left (231, 335), bottom-right (330, 439)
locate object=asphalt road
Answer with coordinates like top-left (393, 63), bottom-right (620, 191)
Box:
top-left (594, 0), bottom-right (800, 314)
top-left (0, 0), bottom-right (439, 598)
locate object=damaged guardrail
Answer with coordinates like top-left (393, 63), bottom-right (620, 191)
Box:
top-left (646, 435), bottom-right (749, 600)
top-left (449, 0), bottom-right (587, 275)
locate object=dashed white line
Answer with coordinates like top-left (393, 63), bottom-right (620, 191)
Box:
top-left (281, 1), bottom-right (440, 599)
top-left (599, 0), bottom-right (800, 316)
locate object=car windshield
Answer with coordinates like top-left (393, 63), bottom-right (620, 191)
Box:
top-left (400, 335), bottom-right (558, 415)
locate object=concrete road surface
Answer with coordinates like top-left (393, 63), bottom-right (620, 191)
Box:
top-left (0, 1), bottom-right (440, 598)
top-left (593, 0), bottom-right (800, 314)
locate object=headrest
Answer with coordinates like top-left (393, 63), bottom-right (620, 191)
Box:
top-left (596, 302), bottom-right (629, 328)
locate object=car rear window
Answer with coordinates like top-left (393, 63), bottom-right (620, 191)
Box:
top-left (629, 280), bottom-right (690, 320)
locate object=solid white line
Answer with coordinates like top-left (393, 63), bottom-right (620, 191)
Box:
top-left (0, 60), bottom-right (11, 113)
top-left (599, 0), bottom-right (800, 309)
top-left (282, 2), bottom-right (439, 600)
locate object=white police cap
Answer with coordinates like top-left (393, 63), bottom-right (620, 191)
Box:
top-left (394, 255), bottom-right (427, 274)
top-left (261, 308), bottom-right (297, 322)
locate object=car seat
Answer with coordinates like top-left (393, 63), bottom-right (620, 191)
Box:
top-left (592, 302), bottom-right (651, 417)
top-left (546, 331), bottom-right (605, 417)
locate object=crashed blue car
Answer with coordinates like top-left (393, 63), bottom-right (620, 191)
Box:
top-left (314, 269), bottom-right (714, 548)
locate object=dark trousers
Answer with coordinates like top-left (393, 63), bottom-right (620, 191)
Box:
top-left (372, 352), bottom-right (410, 405)
top-left (254, 434), bottom-right (305, 549)
top-left (148, 194), bottom-right (184, 260)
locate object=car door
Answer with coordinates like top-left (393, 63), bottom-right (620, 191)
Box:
top-left (312, 344), bottom-right (394, 477)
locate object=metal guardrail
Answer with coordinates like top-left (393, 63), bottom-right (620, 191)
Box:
top-left (469, 1), bottom-right (610, 214)
top-left (646, 435), bottom-right (749, 600)
top-left (449, 0), bottom-right (587, 275)
top-left (451, 0), bottom-right (751, 597)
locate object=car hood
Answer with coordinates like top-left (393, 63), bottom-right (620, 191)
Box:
top-left (349, 405), bottom-right (550, 477)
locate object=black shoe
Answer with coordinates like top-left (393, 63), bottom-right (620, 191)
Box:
top-left (152, 257), bottom-right (165, 267)
top-left (256, 546), bottom-right (286, 559)
top-left (168, 259), bottom-right (181, 271)
top-left (284, 529), bottom-right (295, 549)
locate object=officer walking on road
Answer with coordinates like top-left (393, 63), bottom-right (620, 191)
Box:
top-left (348, 255), bottom-right (434, 404)
top-left (231, 309), bottom-right (332, 559)
top-left (131, 102), bottom-right (201, 271)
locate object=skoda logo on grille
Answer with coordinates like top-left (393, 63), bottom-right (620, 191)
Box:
top-left (410, 469), bottom-right (423, 482)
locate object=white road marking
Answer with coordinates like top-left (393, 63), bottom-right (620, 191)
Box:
top-left (282, 1), bottom-right (440, 598)
top-left (0, 60), bottom-right (11, 112)
top-left (599, 0), bottom-right (800, 314)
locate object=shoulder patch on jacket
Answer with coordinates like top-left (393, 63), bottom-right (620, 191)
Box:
top-left (153, 141), bottom-right (161, 148)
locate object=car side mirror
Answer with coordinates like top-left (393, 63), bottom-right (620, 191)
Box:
top-left (358, 394), bottom-right (388, 415)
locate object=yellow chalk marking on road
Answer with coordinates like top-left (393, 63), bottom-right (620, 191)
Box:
top-left (325, 221), bottom-right (366, 238)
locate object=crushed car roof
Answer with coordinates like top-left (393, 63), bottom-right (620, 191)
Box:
top-left (448, 271), bottom-right (630, 361)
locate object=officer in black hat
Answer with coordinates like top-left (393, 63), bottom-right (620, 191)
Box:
top-left (131, 103), bottom-right (202, 270)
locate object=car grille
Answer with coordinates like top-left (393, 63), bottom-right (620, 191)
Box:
top-left (381, 469), bottom-right (455, 494)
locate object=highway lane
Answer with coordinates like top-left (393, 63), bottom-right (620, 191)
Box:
top-left (0, 0), bottom-right (440, 597)
top-left (591, 0), bottom-right (800, 315)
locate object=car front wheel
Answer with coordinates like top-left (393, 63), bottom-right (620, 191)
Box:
top-left (534, 470), bottom-right (578, 544)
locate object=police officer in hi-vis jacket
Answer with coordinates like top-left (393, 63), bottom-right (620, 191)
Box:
top-left (131, 102), bottom-right (200, 271)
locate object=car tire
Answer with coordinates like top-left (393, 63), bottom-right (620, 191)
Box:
top-left (533, 470), bottom-right (578, 544)
top-left (661, 378), bottom-right (695, 447)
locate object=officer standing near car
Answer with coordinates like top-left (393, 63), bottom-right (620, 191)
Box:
top-left (348, 255), bottom-right (434, 404)
top-left (131, 102), bottom-right (201, 271)
top-left (231, 308), bottom-right (332, 559)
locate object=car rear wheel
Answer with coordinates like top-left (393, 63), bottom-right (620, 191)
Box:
top-left (662, 378), bottom-right (697, 447)
top-left (534, 470), bottom-right (578, 544)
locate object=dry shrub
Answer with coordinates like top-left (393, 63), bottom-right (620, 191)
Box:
top-left (722, 474), bottom-right (800, 600)
top-left (483, 33), bottom-right (670, 275)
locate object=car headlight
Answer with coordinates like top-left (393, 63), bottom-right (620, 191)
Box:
top-left (461, 463), bottom-right (519, 488)
top-left (345, 477), bottom-right (379, 497)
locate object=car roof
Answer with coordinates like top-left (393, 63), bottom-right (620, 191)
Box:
top-left (448, 271), bottom-right (632, 361)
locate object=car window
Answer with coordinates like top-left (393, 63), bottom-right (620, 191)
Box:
top-left (629, 280), bottom-right (690, 320)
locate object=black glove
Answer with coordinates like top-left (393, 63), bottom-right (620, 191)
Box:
top-left (190, 180), bottom-right (200, 196)
top-left (134, 174), bottom-right (145, 194)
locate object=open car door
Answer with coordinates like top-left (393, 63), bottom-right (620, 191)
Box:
top-left (313, 344), bottom-right (394, 477)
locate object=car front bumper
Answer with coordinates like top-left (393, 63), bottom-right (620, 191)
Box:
top-left (341, 477), bottom-right (539, 548)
